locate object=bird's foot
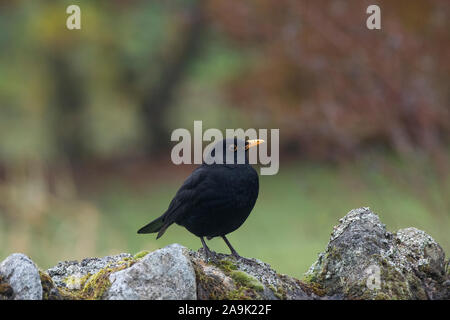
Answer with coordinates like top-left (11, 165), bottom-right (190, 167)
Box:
top-left (199, 247), bottom-right (217, 262)
top-left (205, 251), bottom-right (219, 263)
top-left (230, 251), bottom-right (254, 263)
top-left (231, 251), bottom-right (242, 259)
top-left (205, 255), bottom-right (217, 263)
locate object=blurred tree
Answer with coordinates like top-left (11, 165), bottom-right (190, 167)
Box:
top-left (207, 0), bottom-right (450, 160)
top-left (47, 50), bottom-right (86, 162)
top-left (140, 0), bottom-right (207, 154)
top-left (0, 0), bottom-right (448, 164)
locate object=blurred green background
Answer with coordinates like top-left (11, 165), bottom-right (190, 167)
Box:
top-left (0, 0), bottom-right (449, 279)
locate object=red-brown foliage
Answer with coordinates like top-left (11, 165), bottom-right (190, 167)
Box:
top-left (207, 0), bottom-right (450, 159)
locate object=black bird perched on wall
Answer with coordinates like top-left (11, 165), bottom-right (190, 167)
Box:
top-left (137, 138), bottom-right (264, 259)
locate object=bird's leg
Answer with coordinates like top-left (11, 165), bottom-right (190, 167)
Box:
top-left (200, 237), bottom-right (213, 260)
top-left (221, 235), bottom-right (241, 258)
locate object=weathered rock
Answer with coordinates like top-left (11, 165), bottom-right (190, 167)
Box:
top-left (0, 275), bottom-right (14, 300)
top-left (0, 253), bottom-right (43, 300)
top-left (106, 244), bottom-right (196, 300)
top-left (305, 207), bottom-right (450, 300)
top-left (39, 270), bottom-right (67, 300)
top-left (2, 207), bottom-right (448, 300)
top-left (47, 253), bottom-right (133, 290)
top-left (394, 227), bottom-right (449, 300)
top-left (189, 250), bottom-right (313, 299)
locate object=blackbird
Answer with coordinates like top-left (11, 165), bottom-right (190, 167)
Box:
top-left (137, 138), bottom-right (264, 258)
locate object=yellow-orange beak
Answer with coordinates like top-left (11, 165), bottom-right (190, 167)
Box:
top-left (245, 139), bottom-right (265, 150)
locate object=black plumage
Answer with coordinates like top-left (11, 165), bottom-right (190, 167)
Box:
top-left (137, 138), bottom-right (263, 258)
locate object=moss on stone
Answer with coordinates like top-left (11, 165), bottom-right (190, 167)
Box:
top-left (133, 250), bottom-right (150, 260)
top-left (226, 269), bottom-right (264, 299)
top-left (80, 267), bottom-right (116, 299)
top-left (81, 259), bottom-right (136, 300)
top-left (192, 261), bottom-right (231, 300)
top-left (230, 271), bottom-right (264, 292)
top-left (40, 271), bottom-right (56, 300)
top-left (302, 273), bottom-right (316, 284)
top-left (337, 257), bottom-right (430, 300)
top-left (300, 279), bottom-right (326, 297)
top-left (304, 248), bottom-right (433, 300)
top-left (194, 257), bottom-right (266, 300)
top-left (63, 273), bottom-right (91, 290)
top-left (212, 259), bottom-right (238, 273)
top-left (301, 269), bottom-right (328, 297)
top-left (326, 246), bottom-right (342, 261)
top-left (268, 284), bottom-right (288, 300)
top-left (39, 270), bottom-right (78, 300)
top-left (225, 287), bottom-right (256, 300)
top-left (381, 262), bottom-right (427, 300)
top-left (43, 259), bottom-right (137, 300)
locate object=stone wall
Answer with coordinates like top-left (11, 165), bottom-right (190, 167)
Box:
top-left (1, 208), bottom-right (448, 300)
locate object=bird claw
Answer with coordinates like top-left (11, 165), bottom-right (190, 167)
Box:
top-left (205, 255), bottom-right (217, 263)
top-left (199, 247), bottom-right (217, 262)
top-left (206, 252), bottom-right (220, 263)
top-left (231, 252), bottom-right (242, 259)
top-left (231, 252), bottom-right (243, 259)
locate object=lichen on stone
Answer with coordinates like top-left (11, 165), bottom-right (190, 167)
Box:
top-left (80, 263), bottom-right (131, 300)
top-left (42, 254), bottom-right (136, 300)
top-left (304, 207), bottom-right (449, 300)
top-left (47, 253), bottom-right (133, 289)
top-left (193, 260), bottom-right (236, 300)
top-left (189, 250), bottom-right (313, 300)
top-left (1, 207), bottom-right (448, 300)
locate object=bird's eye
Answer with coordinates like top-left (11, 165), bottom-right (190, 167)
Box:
top-left (228, 144), bottom-right (237, 152)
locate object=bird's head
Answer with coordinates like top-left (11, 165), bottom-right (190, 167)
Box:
top-left (204, 138), bottom-right (264, 165)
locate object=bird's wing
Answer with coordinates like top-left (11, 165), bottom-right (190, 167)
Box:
top-left (162, 166), bottom-right (232, 224)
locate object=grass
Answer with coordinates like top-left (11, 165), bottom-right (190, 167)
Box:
top-left (0, 155), bottom-right (449, 279)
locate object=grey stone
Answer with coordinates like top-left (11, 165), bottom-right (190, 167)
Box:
top-left (394, 227), bottom-right (445, 275)
top-left (189, 250), bottom-right (312, 300)
top-left (1, 207), bottom-right (447, 300)
top-left (305, 207), bottom-right (449, 299)
top-left (106, 244), bottom-right (197, 300)
top-left (0, 253), bottom-right (43, 300)
top-left (47, 253), bottom-right (132, 289)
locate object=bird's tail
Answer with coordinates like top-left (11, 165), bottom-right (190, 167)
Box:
top-left (137, 216), bottom-right (172, 239)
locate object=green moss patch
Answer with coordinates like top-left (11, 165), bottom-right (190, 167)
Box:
top-left (212, 259), bottom-right (238, 273)
top-left (40, 259), bottom-right (136, 300)
top-left (133, 250), bottom-right (150, 260)
top-left (230, 271), bottom-right (264, 292)
top-left (197, 257), bottom-right (266, 300)
top-left (193, 261), bottom-right (231, 300)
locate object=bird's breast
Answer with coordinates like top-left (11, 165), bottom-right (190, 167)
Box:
top-left (224, 165), bottom-right (259, 209)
